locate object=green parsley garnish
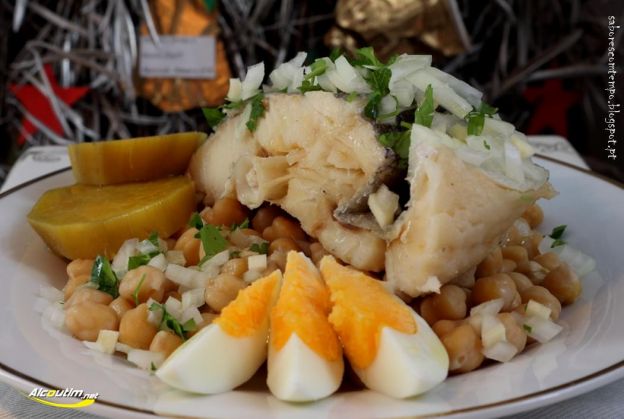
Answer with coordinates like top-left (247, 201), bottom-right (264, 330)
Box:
top-left (231, 218), bottom-right (250, 231)
top-left (148, 302), bottom-right (197, 340)
top-left (127, 252), bottom-right (159, 270)
top-left (345, 92), bottom-right (359, 102)
top-left (523, 324), bottom-right (533, 333)
top-left (198, 224), bottom-right (229, 265)
top-left (378, 130), bottom-right (410, 168)
top-left (414, 84), bottom-right (434, 128)
top-left (483, 140), bottom-right (491, 150)
top-left (246, 93), bottom-right (266, 132)
top-left (133, 273), bottom-right (146, 306)
top-left (90, 255), bottom-right (119, 298)
top-left (466, 102), bottom-right (498, 136)
top-left (329, 47), bottom-right (343, 62)
top-left (147, 231), bottom-right (160, 248)
top-left (201, 107), bottom-right (225, 128)
top-left (352, 47), bottom-right (393, 121)
top-left (549, 225), bottom-right (567, 248)
top-left (250, 241), bottom-right (270, 255)
top-left (230, 250), bottom-right (241, 258)
top-left (353, 46), bottom-right (383, 67)
top-left (299, 59), bottom-right (327, 93)
top-left (202, 92), bottom-right (265, 133)
top-left (150, 362), bottom-right (157, 372)
top-left (188, 212), bottom-right (204, 230)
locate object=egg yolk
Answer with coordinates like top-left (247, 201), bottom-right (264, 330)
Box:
top-left (214, 270), bottom-right (280, 337)
top-left (271, 252), bottom-right (341, 361)
top-left (321, 256), bottom-right (417, 370)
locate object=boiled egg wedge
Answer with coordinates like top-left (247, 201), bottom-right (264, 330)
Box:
top-left (320, 256), bottom-right (449, 398)
top-left (156, 270), bottom-right (281, 393)
top-left (267, 251), bottom-right (344, 402)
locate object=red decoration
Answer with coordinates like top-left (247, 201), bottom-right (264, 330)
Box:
top-left (9, 64), bottom-right (89, 145)
top-left (523, 78), bottom-right (580, 138)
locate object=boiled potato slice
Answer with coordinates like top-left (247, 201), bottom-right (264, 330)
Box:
top-left (27, 177), bottom-right (195, 260)
top-left (68, 132), bottom-right (206, 185)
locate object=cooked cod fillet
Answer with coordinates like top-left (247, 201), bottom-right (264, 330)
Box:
top-left (189, 91), bottom-right (391, 272)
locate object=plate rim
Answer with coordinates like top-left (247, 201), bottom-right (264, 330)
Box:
top-left (1, 156), bottom-right (623, 418)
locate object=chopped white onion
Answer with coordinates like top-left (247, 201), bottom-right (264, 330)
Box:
top-left (526, 300), bottom-right (552, 320)
top-left (147, 253), bottom-right (168, 272)
top-left (83, 330), bottom-right (119, 354)
top-left (115, 342), bottom-right (133, 354)
top-left (482, 341), bottom-right (518, 363)
top-left (165, 297), bottom-right (183, 322)
top-left (470, 298), bottom-right (504, 317)
top-left (331, 56), bottom-right (370, 94)
top-left (390, 79), bottom-right (416, 107)
top-left (112, 238), bottom-right (139, 275)
top-left (556, 245), bottom-right (596, 278)
top-left (201, 250), bottom-right (230, 272)
top-left (504, 142), bottom-right (525, 184)
top-left (180, 306), bottom-right (203, 325)
top-left (483, 117), bottom-right (515, 138)
top-left (165, 264), bottom-right (197, 287)
top-left (39, 286), bottom-right (63, 302)
top-left (513, 218), bottom-right (532, 238)
top-left (407, 69), bottom-right (472, 118)
top-left (42, 303), bottom-right (65, 330)
top-left (524, 316), bottom-right (563, 343)
top-left (181, 288), bottom-right (205, 310)
top-left (247, 254), bottom-right (267, 271)
top-left (137, 239), bottom-right (159, 255)
top-left (425, 66), bottom-right (483, 108)
top-left (481, 315), bottom-right (507, 348)
top-left (241, 62), bottom-right (265, 100)
top-left (511, 133), bottom-right (535, 158)
top-left (226, 78), bottom-right (243, 102)
top-left (127, 349), bottom-right (165, 371)
top-left (368, 184), bottom-right (399, 228)
top-left (243, 269), bottom-right (263, 283)
top-left (165, 250), bottom-right (186, 266)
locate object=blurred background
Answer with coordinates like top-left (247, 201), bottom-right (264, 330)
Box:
top-left (0, 0), bottom-right (622, 184)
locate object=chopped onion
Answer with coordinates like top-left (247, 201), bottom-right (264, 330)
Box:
top-left (243, 269), bottom-right (263, 283)
top-left (39, 286), bottom-right (63, 302)
top-left (482, 341), bottom-right (518, 363)
top-left (481, 315), bottom-right (507, 348)
top-left (513, 218), bottom-right (532, 238)
top-left (226, 78), bottom-right (243, 102)
top-left (165, 297), bottom-right (183, 321)
top-left (388, 54), bottom-right (432, 88)
top-left (115, 342), bottom-right (133, 354)
top-left (511, 133), bottom-right (535, 158)
top-left (247, 254), bottom-right (267, 271)
top-left (147, 253), bottom-right (168, 272)
top-left (456, 147), bottom-right (490, 166)
top-left (331, 56), bottom-right (370, 94)
top-left (269, 52), bottom-right (306, 93)
top-left (368, 184), bottom-right (399, 228)
top-left (83, 330), bottom-right (119, 354)
top-left (147, 303), bottom-right (163, 326)
top-left (201, 250), bottom-right (230, 272)
top-left (241, 62), bottom-right (265, 100)
top-left (192, 271), bottom-right (215, 289)
top-left (528, 261), bottom-right (548, 283)
top-left (524, 316), bottom-right (563, 343)
top-left (556, 245), bottom-right (596, 278)
top-left (378, 95), bottom-right (398, 124)
top-left (483, 117), bottom-right (515, 138)
top-left (137, 239), bottom-right (159, 255)
top-left (470, 299), bottom-right (504, 317)
top-left (127, 349), bottom-right (165, 371)
top-left (165, 250), bottom-right (186, 266)
top-left (526, 300), bottom-right (552, 320)
top-left (504, 142), bottom-right (525, 184)
top-left (390, 79), bottom-right (415, 107)
top-left (180, 306), bottom-right (203, 325)
top-left (181, 288), bottom-right (205, 310)
top-left (112, 238), bottom-right (139, 275)
top-left (42, 303), bottom-right (65, 330)
top-left (425, 66), bottom-right (483, 108)
top-left (406, 69), bottom-right (472, 118)
top-left (165, 264), bottom-right (196, 287)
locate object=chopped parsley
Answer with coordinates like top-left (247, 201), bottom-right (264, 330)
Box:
top-left (147, 231), bottom-right (160, 248)
top-left (127, 252), bottom-right (159, 270)
top-left (250, 241), bottom-right (270, 255)
top-left (197, 224), bottom-right (229, 265)
top-left (345, 92), bottom-right (359, 102)
top-left (414, 84), bottom-right (434, 128)
top-left (483, 140), bottom-right (491, 150)
top-left (329, 47), bottom-right (343, 62)
top-left (150, 362), bottom-right (157, 372)
top-left (466, 102), bottom-right (498, 136)
top-left (132, 274), bottom-right (146, 306)
top-left (246, 93), bottom-right (266, 132)
top-left (188, 212), bottom-right (204, 230)
top-left (353, 47), bottom-right (393, 121)
top-left (230, 250), bottom-right (241, 258)
top-left (148, 302), bottom-right (197, 340)
top-left (201, 107), bottom-right (225, 128)
top-left (549, 225), bottom-right (567, 248)
top-left (353, 47), bottom-right (383, 67)
top-left (523, 324), bottom-right (533, 333)
top-left (299, 59), bottom-right (327, 93)
top-left (90, 255), bottom-right (119, 298)
top-left (378, 130), bottom-right (410, 168)
top-left (231, 218), bottom-right (250, 231)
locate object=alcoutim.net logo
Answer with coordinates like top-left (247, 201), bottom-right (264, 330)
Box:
top-left (26, 387), bottom-right (99, 408)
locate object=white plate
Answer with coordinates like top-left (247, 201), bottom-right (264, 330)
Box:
top-left (0, 157), bottom-right (623, 419)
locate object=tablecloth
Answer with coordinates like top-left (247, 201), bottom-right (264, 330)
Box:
top-left (1, 136), bottom-right (621, 419)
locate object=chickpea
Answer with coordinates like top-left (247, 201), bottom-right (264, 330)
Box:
top-left (174, 228), bottom-right (201, 266)
top-left (118, 303), bottom-right (159, 349)
top-left (109, 297), bottom-right (133, 320)
top-left (520, 286), bottom-right (562, 320)
top-left (533, 252), bottom-right (562, 271)
top-left (522, 232), bottom-right (543, 259)
top-left (498, 313), bottom-right (527, 353)
top-left (309, 242), bottom-right (328, 266)
top-left (166, 238), bottom-right (177, 250)
top-left (500, 259), bottom-right (517, 273)
top-left (507, 272), bottom-right (533, 293)
top-left (263, 261), bottom-right (281, 276)
top-left (65, 287), bottom-right (113, 309)
top-left (190, 312), bottom-right (218, 336)
top-left (542, 263), bottom-right (581, 305)
top-left (471, 273), bottom-right (521, 312)
top-left (263, 216), bottom-right (306, 242)
top-left (221, 258), bottom-right (248, 277)
top-left (251, 205), bottom-right (283, 233)
top-left (119, 266), bottom-right (166, 304)
top-left (440, 324), bottom-right (484, 373)
top-left (419, 285), bottom-right (467, 325)
top-left (475, 247), bottom-right (503, 278)
top-left (63, 273), bottom-right (90, 301)
top-left (522, 204), bottom-right (544, 228)
top-left (202, 198), bottom-right (249, 227)
top-left (204, 274), bottom-right (246, 312)
top-left (503, 225), bottom-right (523, 246)
top-left (269, 238), bottom-right (300, 254)
top-left (66, 259), bottom-right (94, 278)
top-left (432, 319), bottom-right (463, 337)
top-left (149, 331), bottom-right (183, 358)
top-left (65, 303), bottom-right (119, 341)
top-left (501, 245), bottom-right (529, 265)
top-left (268, 250), bottom-right (287, 271)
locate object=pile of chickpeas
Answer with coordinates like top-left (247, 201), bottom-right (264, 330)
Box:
top-left (413, 204), bottom-right (582, 374)
top-left (62, 197), bottom-right (326, 360)
top-left (61, 199), bottom-right (580, 376)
